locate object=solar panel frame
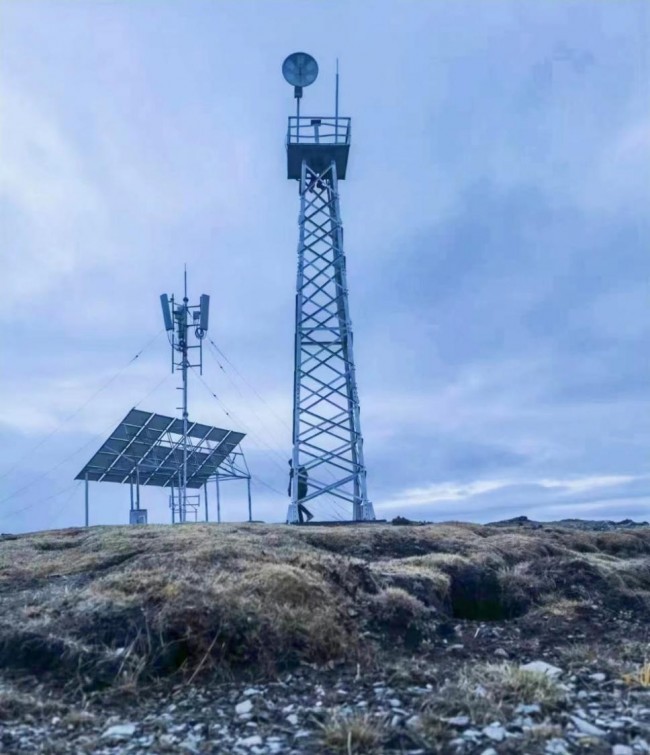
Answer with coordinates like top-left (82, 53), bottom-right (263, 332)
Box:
top-left (75, 409), bottom-right (245, 489)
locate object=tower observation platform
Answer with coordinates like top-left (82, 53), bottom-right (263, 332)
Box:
top-left (286, 116), bottom-right (351, 180)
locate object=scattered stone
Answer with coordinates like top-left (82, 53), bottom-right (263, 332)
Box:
top-left (569, 715), bottom-right (606, 737)
top-left (516, 703), bottom-right (541, 715)
top-left (612, 746), bottom-right (634, 755)
top-left (236, 700), bottom-right (253, 716)
top-left (545, 739), bottom-right (570, 754)
top-left (286, 713), bottom-right (298, 726)
top-left (590, 672), bottom-right (607, 683)
top-left (483, 723), bottom-right (506, 742)
top-left (102, 723), bottom-right (137, 740)
top-left (447, 715), bottom-right (470, 727)
top-left (520, 660), bottom-right (563, 678)
top-left (236, 734), bottom-right (263, 747)
top-left (494, 648), bottom-right (509, 658)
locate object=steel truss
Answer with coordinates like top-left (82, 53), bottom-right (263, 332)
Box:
top-left (168, 441), bottom-right (251, 524)
top-left (288, 159), bottom-right (374, 523)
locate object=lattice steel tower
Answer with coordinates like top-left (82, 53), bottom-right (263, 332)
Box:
top-left (282, 53), bottom-right (374, 523)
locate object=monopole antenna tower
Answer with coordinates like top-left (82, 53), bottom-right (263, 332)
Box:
top-left (160, 268), bottom-right (210, 522)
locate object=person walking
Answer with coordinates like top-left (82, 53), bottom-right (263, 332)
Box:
top-left (288, 460), bottom-right (313, 523)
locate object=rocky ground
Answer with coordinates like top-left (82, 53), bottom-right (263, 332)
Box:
top-left (1, 522), bottom-right (650, 753)
top-left (486, 516), bottom-right (650, 533)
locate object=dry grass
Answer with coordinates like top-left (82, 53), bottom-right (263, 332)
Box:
top-left (1, 522), bottom-right (649, 689)
top-left (0, 686), bottom-right (67, 722)
top-left (622, 662), bottom-right (650, 687)
top-left (368, 587), bottom-right (428, 627)
top-left (319, 710), bottom-right (386, 753)
top-left (421, 661), bottom-right (565, 737)
top-left (467, 662), bottom-right (564, 707)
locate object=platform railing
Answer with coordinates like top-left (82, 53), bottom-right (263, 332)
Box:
top-left (287, 116), bottom-right (351, 146)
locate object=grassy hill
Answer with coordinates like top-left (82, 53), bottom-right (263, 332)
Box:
top-left (1, 522), bottom-right (649, 752)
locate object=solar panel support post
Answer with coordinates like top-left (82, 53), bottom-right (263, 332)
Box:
top-left (177, 471), bottom-right (183, 523)
top-left (204, 481), bottom-right (209, 522)
top-left (170, 484), bottom-right (175, 524)
top-left (84, 473), bottom-right (89, 528)
top-left (215, 476), bottom-right (221, 523)
top-left (247, 476), bottom-right (252, 523)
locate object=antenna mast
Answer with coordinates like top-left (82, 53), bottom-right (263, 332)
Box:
top-left (160, 271), bottom-right (210, 522)
top-left (182, 266), bottom-right (189, 521)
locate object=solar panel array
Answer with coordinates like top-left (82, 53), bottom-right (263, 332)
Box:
top-left (75, 409), bottom-right (245, 489)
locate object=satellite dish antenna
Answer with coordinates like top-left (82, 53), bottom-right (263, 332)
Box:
top-left (282, 52), bottom-right (319, 91)
top-left (283, 52), bottom-right (318, 142)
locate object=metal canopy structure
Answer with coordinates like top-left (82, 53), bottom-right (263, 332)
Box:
top-left (76, 408), bottom-right (245, 489)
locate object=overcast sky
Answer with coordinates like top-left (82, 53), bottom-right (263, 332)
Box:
top-left (1, 0), bottom-right (649, 532)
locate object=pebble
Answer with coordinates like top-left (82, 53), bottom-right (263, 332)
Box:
top-left (447, 715), bottom-right (470, 727)
top-left (545, 739), bottom-right (571, 754)
top-left (520, 660), bottom-right (563, 678)
top-left (494, 648), bottom-right (509, 658)
top-left (483, 723), bottom-right (506, 742)
top-left (515, 703), bottom-right (541, 715)
top-left (101, 723), bottom-right (136, 740)
top-left (235, 700), bottom-right (253, 716)
top-left (569, 715), bottom-right (606, 737)
top-left (236, 734), bottom-right (263, 747)
top-left (612, 746), bottom-right (634, 755)
top-left (285, 714), bottom-right (298, 726)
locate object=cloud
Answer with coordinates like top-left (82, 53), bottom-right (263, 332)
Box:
top-left (376, 474), bottom-right (650, 522)
top-left (0, 84), bottom-right (111, 306)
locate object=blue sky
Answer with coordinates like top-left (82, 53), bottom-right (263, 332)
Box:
top-left (1, 0), bottom-right (649, 531)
